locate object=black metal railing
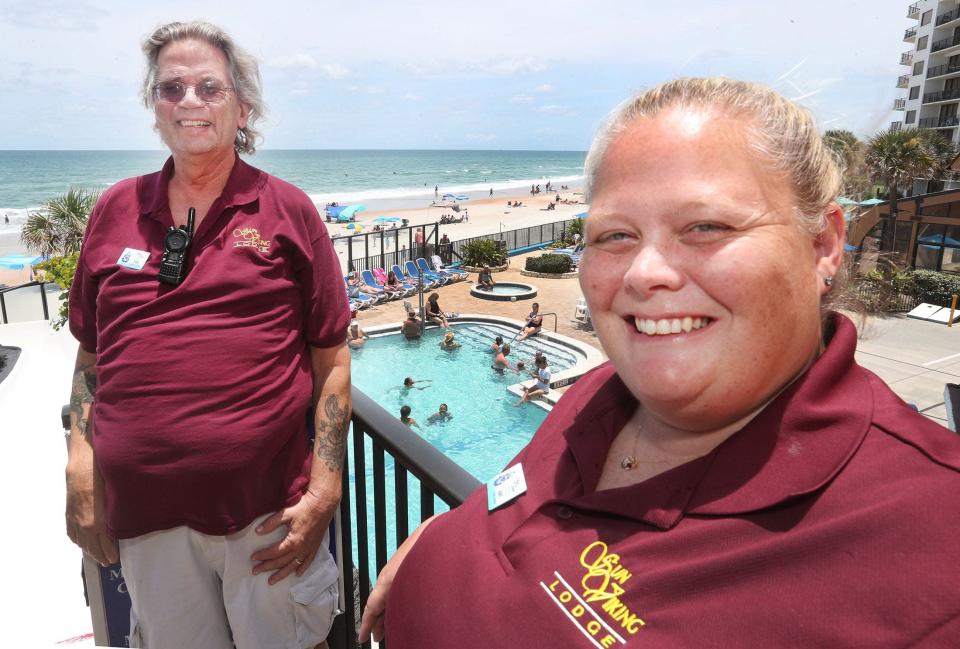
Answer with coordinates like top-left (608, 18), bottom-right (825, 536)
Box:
top-left (334, 216), bottom-right (582, 275)
top-left (855, 281), bottom-right (923, 313)
top-left (919, 115), bottom-right (960, 128)
top-left (908, 1), bottom-right (921, 17)
top-left (905, 26), bottom-right (917, 39)
top-left (931, 33), bottom-right (960, 53)
top-left (897, 74), bottom-right (910, 88)
top-left (0, 281), bottom-right (51, 324)
top-left (922, 86), bottom-right (960, 103)
top-left (894, 98), bottom-right (907, 110)
top-left (335, 387), bottom-right (481, 648)
top-left (936, 7), bottom-right (960, 26)
top-left (926, 62), bottom-right (960, 79)
top-left (901, 50), bottom-right (914, 65)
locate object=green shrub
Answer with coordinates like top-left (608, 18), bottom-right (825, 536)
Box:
top-left (525, 254), bottom-right (572, 274)
top-left (910, 269), bottom-right (960, 306)
top-left (462, 239), bottom-right (507, 267)
top-left (35, 252), bottom-right (79, 330)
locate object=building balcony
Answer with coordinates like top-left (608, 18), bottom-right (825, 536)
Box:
top-left (908, 1), bottom-right (921, 18)
top-left (905, 26), bottom-right (918, 41)
top-left (891, 121), bottom-right (903, 132)
top-left (901, 50), bottom-right (915, 65)
top-left (932, 33), bottom-right (960, 53)
top-left (927, 62), bottom-right (960, 79)
top-left (897, 74), bottom-right (911, 88)
top-left (936, 7), bottom-right (960, 27)
top-left (922, 87), bottom-right (960, 103)
top-left (894, 98), bottom-right (907, 110)
top-left (919, 116), bottom-right (960, 129)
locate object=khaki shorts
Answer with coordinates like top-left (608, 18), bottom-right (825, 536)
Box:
top-left (119, 513), bottom-right (338, 649)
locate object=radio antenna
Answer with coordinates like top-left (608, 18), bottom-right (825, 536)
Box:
top-left (186, 207), bottom-right (196, 235)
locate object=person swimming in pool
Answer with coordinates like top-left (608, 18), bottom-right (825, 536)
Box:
top-left (426, 403), bottom-right (452, 424)
top-left (492, 345), bottom-right (514, 373)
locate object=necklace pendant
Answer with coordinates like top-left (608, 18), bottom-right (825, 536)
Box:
top-left (620, 456), bottom-right (637, 470)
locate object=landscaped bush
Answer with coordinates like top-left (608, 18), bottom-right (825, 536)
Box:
top-left (462, 239), bottom-right (507, 267)
top-left (910, 269), bottom-right (960, 306)
top-left (35, 252), bottom-right (79, 329)
top-left (525, 254), bottom-right (573, 274)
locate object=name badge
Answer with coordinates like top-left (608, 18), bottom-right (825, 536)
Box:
top-left (487, 463), bottom-right (527, 511)
top-left (117, 248), bottom-right (149, 271)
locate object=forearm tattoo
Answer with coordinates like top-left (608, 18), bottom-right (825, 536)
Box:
top-left (70, 359), bottom-right (97, 438)
top-left (314, 394), bottom-right (349, 471)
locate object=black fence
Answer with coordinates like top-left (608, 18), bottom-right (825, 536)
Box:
top-left (855, 280), bottom-right (924, 313)
top-left (0, 280), bottom-right (52, 324)
top-left (331, 387), bottom-right (481, 648)
top-left (332, 217), bottom-right (581, 274)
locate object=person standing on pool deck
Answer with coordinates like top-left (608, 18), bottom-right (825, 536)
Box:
top-left (64, 21), bottom-right (350, 649)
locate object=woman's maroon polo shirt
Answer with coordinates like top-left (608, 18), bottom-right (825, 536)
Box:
top-left (386, 316), bottom-right (960, 647)
top-left (69, 156), bottom-right (350, 538)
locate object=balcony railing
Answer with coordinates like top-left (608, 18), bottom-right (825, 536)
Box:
top-left (927, 62), bottom-right (960, 79)
top-left (908, 1), bottom-right (921, 18)
top-left (922, 87), bottom-right (960, 103)
top-left (905, 26), bottom-right (918, 40)
top-left (897, 74), bottom-right (911, 88)
top-left (936, 7), bottom-right (960, 26)
top-left (894, 98), bottom-right (907, 110)
top-left (891, 121), bottom-right (903, 133)
top-left (901, 50), bottom-right (915, 65)
top-left (919, 115), bottom-right (960, 128)
top-left (932, 33), bottom-right (960, 53)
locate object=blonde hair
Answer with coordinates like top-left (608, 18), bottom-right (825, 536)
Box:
top-left (583, 77), bottom-right (842, 236)
top-left (141, 21), bottom-right (265, 154)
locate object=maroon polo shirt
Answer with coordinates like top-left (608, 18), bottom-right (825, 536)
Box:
top-left (385, 315), bottom-right (960, 647)
top-left (70, 156), bottom-right (350, 538)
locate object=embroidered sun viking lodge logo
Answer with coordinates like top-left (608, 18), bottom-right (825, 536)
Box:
top-left (232, 227), bottom-right (271, 254)
top-left (540, 540), bottom-right (646, 647)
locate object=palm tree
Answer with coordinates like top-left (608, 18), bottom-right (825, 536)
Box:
top-left (20, 188), bottom-right (99, 258)
top-left (864, 129), bottom-right (939, 252)
top-left (824, 129), bottom-right (870, 200)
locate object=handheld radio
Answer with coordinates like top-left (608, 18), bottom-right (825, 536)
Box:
top-left (157, 207), bottom-right (195, 286)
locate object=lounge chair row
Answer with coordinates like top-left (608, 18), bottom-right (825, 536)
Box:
top-left (346, 257), bottom-right (469, 311)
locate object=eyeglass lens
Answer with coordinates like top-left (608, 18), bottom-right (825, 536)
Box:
top-left (154, 81), bottom-right (231, 103)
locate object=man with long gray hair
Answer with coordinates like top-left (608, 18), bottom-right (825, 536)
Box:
top-left (64, 21), bottom-right (350, 648)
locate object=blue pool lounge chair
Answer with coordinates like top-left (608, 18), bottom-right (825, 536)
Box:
top-left (404, 260), bottom-right (446, 287)
top-left (392, 264), bottom-right (434, 290)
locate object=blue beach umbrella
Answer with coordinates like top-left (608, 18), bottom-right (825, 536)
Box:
top-left (338, 205), bottom-right (366, 221)
top-left (373, 216), bottom-right (402, 223)
top-left (454, 195), bottom-right (470, 201)
top-left (575, 212), bottom-right (588, 219)
top-left (836, 196), bottom-right (857, 206)
top-left (859, 198), bottom-right (885, 206)
top-left (344, 223), bottom-right (363, 231)
top-left (0, 254), bottom-right (44, 270)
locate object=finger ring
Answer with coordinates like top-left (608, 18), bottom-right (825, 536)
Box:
top-left (296, 558), bottom-right (304, 565)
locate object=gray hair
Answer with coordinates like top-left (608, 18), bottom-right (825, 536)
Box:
top-left (141, 21), bottom-right (265, 154)
top-left (583, 77), bottom-right (842, 236)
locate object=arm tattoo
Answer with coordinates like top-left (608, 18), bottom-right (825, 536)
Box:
top-left (314, 394), bottom-right (349, 471)
top-left (70, 360), bottom-right (96, 438)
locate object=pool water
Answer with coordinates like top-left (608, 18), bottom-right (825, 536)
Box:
top-left (347, 321), bottom-right (581, 576)
top-left (482, 283), bottom-right (535, 295)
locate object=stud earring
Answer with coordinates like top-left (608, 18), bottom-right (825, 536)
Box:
top-left (824, 276), bottom-right (833, 287)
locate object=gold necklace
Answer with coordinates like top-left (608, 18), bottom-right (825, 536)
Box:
top-left (618, 422), bottom-right (701, 471)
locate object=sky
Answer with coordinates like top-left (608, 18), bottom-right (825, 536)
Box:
top-left (0, 0), bottom-right (914, 151)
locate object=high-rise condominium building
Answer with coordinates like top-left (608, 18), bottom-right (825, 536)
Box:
top-left (896, 1), bottom-right (960, 141)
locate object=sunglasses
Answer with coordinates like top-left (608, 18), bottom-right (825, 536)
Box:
top-left (153, 80), bottom-right (235, 104)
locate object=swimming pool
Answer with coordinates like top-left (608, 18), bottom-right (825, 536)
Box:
top-left (347, 320), bottom-right (590, 574)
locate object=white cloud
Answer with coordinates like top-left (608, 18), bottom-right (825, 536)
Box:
top-left (320, 63), bottom-right (351, 79)
top-left (269, 53), bottom-right (318, 69)
top-left (466, 133), bottom-right (498, 142)
top-left (535, 84), bottom-right (554, 93)
top-left (537, 104), bottom-right (575, 115)
top-left (402, 92), bottom-right (420, 101)
top-left (0, 0), bottom-right (107, 31)
top-left (481, 57), bottom-right (547, 75)
top-left (510, 95), bottom-right (534, 104)
top-left (348, 85), bottom-right (384, 95)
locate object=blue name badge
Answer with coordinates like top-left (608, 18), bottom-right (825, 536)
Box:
top-left (117, 248), bottom-right (149, 271)
top-left (487, 463), bottom-right (527, 511)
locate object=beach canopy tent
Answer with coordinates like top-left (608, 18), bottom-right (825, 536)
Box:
top-left (325, 205), bottom-right (346, 219)
top-left (337, 205), bottom-right (366, 222)
top-left (454, 195), bottom-right (470, 201)
top-left (0, 255), bottom-right (44, 270)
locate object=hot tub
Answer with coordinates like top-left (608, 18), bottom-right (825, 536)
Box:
top-left (470, 282), bottom-right (538, 301)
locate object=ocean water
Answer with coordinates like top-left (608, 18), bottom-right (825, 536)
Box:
top-left (0, 149), bottom-right (585, 236)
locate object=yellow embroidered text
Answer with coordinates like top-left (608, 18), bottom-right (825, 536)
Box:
top-left (579, 541), bottom-right (645, 633)
top-left (232, 227), bottom-right (271, 253)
